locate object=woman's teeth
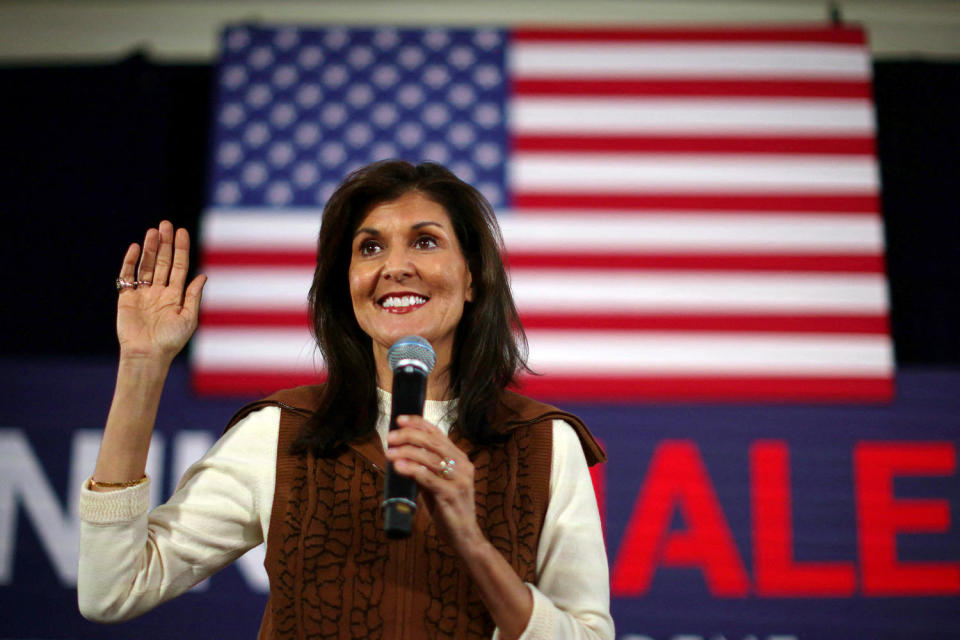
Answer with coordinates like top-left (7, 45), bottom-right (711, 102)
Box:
top-left (381, 295), bottom-right (427, 308)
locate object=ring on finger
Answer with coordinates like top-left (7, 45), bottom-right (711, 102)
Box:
top-left (437, 457), bottom-right (456, 480)
top-left (116, 277), bottom-right (153, 292)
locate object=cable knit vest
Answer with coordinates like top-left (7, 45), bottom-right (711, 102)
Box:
top-left (226, 385), bottom-right (605, 640)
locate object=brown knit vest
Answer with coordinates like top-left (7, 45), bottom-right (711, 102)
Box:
top-left (226, 386), bottom-right (605, 640)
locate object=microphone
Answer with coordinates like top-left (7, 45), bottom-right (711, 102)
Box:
top-left (382, 335), bottom-right (436, 538)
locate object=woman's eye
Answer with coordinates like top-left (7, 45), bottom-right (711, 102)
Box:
top-left (414, 235), bottom-right (438, 249)
top-left (358, 239), bottom-right (381, 256)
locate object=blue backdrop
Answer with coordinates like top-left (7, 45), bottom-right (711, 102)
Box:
top-left (1, 359), bottom-right (958, 639)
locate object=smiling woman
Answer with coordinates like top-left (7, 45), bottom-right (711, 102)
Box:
top-left (77, 160), bottom-right (613, 640)
top-left (348, 192), bottom-right (475, 400)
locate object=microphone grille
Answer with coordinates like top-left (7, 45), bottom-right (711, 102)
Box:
top-left (387, 336), bottom-right (436, 373)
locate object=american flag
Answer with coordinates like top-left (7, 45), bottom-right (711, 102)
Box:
top-left (194, 25), bottom-right (893, 402)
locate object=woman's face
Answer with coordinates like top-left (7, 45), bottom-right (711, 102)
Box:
top-left (349, 191), bottom-right (474, 378)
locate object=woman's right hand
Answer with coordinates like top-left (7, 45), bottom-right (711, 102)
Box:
top-left (116, 221), bottom-right (207, 364)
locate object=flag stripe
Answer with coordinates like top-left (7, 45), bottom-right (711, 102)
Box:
top-left (510, 98), bottom-right (874, 134)
top-left (203, 210), bottom-right (884, 251)
top-left (202, 250), bottom-right (884, 273)
top-left (510, 44), bottom-right (870, 78)
top-left (512, 135), bottom-right (876, 155)
top-left (511, 193), bottom-right (880, 212)
top-left (512, 78), bottom-right (873, 98)
top-left (192, 372), bottom-right (891, 402)
top-left (199, 267), bottom-right (888, 313)
top-left (198, 309), bottom-right (889, 335)
top-left (511, 154), bottom-right (879, 192)
top-left (193, 327), bottom-right (891, 375)
top-left (512, 27), bottom-right (868, 45)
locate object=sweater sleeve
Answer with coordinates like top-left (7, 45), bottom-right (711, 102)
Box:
top-left (495, 419), bottom-right (615, 640)
top-left (77, 406), bottom-right (279, 622)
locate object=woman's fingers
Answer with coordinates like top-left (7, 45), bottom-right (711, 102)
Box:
top-left (119, 243), bottom-right (141, 284)
top-left (152, 221), bottom-right (175, 286)
top-left (136, 227), bottom-right (159, 284)
top-left (182, 274), bottom-right (207, 320)
top-left (167, 227), bottom-right (191, 291)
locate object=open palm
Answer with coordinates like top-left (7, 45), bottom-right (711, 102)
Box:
top-left (116, 221), bottom-right (206, 363)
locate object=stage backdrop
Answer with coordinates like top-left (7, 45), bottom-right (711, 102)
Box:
top-left (2, 22), bottom-right (956, 640)
top-left (1, 361), bottom-right (958, 639)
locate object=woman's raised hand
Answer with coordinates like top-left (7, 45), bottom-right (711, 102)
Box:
top-left (116, 221), bottom-right (207, 364)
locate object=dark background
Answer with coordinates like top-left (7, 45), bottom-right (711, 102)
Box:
top-left (1, 56), bottom-right (959, 366)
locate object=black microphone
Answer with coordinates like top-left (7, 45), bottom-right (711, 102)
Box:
top-left (382, 335), bottom-right (436, 539)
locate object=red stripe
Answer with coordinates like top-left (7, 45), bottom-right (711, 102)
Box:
top-left (511, 134), bottom-right (876, 155)
top-left (511, 27), bottom-right (866, 45)
top-left (199, 310), bottom-right (888, 335)
top-left (506, 252), bottom-right (884, 273)
top-left (203, 250), bottom-right (884, 273)
top-left (512, 78), bottom-right (871, 98)
top-left (519, 313), bottom-right (889, 334)
top-left (192, 371), bottom-right (891, 402)
top-left (193, 371), bottom-right (327, 397)
top-left (512, 192), bottom-right (879, 213)
top-left (203, 250), bottom-right (315, 267)
top-left (514, 375), bottom-right (892, 402)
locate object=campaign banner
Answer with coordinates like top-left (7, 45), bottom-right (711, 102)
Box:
top-left (0, 359), bottom-right (957, 639)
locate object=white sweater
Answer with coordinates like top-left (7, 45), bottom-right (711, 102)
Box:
top-left (78, 392), bottom-right (614, 639)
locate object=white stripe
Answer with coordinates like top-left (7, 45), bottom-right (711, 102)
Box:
top-left (512, 270), bottom-right (888, 313)
top-left (499, 213), bottom-right (884, 253)
top-left (510, 98), bottom-right (874, 135)
top-left (192, 328), bottom-right (892, 377)
top-left (511, 154), bottom-right (879, 193)
top-left (202, 210), bottom-right (883, 254)
top-left (200, 267), bottom-right (888, 314)
top-left (193, 327), bottom-right (321, 371)
top-left (525, 330), bottom-right (893, 376)
top-left (510, 43), bottom-right (871, 78)
top-left (202, 209), bottom-right (321, 248)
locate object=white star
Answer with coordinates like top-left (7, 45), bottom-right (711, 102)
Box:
top-left (371, 64), bottom-right (400, 89)
top-left (373, 28), bottom-right (400, 50)
top-left (293, 162), bottom-right (319, 187)
top-left (423, 29), bottom-right (451, 50)
top-left (215, 181), bottom-right (242, 205)
top-left (246, 84), bottom-right (273, 109)
top-left (398, 45), bottom-right (426, 70)
top-left (226, 29), bottom-right (250, 52)
top-left (242, 122), bottom-right (270, 147)
top-left (447, 84), bottom-right (476, 109)
top-left (241, 161), bottom-right (268, 187)
top-left (270, 103), bottom-right (297, 128)
top-left (348, 45), bottom-right (375, 69)
top-left (219, 103), bottom-right (246, 128)
top-left (222, 65), bottom-right (248, 90)
top-left (295, 84), bottom-right (322, 109)
top-left (248, 46), bottom-right (275, 70)
top-left (473, 103), bottom-right (502, 128)
top-left (321, 103), bottom-right (348, 128)
top-left (266, 181), bottom-right (294, 205)
top-left (396, 122), bottom-right (425, 148)
top-left (272, 65), bottom-right (299, 89)
top-left (298, 46), bottom-right (324, 69)
top-left (294, 122), bottom-right (321, 147)
top-left (448, 46), bottom-right (476, 71)
top-left (371, 103), bottom-right (399, 128)
top-left (422, 65), bottom-right (451, 89)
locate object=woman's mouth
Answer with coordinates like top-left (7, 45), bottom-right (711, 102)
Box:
top-left (378, 293), bottom-right (428, 313)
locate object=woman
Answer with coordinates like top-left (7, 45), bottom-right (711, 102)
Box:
top-left (79, 161), bottom-right (613, 639)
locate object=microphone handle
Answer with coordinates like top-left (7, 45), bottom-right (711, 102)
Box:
top-left (383, 365), bottom-right (427, 538)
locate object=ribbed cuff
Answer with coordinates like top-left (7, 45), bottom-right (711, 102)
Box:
top-left (515, 584), bottom-right (555, 640)
top-left (79, 476), bottom-right (151, 524)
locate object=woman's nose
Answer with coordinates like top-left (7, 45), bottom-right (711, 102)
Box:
top-left (382, 250), bottom-right (414, 281)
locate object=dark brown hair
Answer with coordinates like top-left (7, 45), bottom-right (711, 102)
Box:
top-left (292, 160), bottom-right (529, 456)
